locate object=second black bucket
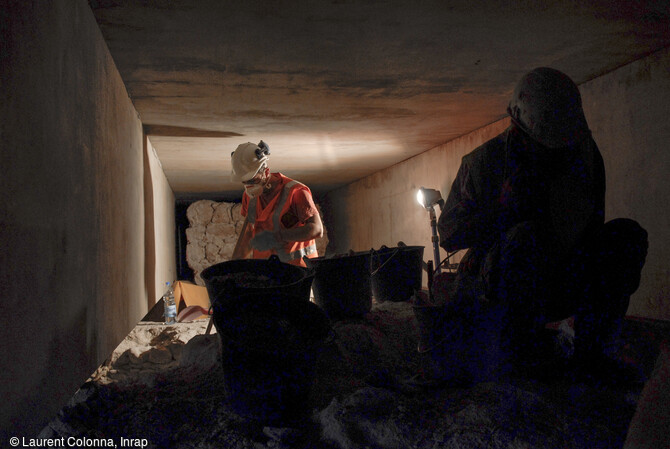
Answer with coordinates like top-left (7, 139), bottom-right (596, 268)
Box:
top-left (212, 292), bottom-right (331, 425)
top-left (371, 245), bottom-right (424, 302)
top-left (304, 251), bottom-right (372, 320)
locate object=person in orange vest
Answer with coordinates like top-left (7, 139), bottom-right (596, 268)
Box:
top-left (230, 140), bottom-right (323, 267)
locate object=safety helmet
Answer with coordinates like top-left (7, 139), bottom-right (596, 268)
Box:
top-left (507, 67), bottom-right (590, 148)
top-left (230, 141), bottom-right (270, 182)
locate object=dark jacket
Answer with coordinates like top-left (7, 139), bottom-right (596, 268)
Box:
top-left (438, 126), bottom-right (605, 259)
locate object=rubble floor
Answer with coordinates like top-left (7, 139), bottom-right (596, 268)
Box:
top-left (40, 301), bottom-right (663, 449)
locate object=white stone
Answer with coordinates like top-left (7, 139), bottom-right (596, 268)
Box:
top-left (205, 242), bottom-right (221, 262)
top-left (185, 225), bottom-right (206, 243)
top-left (206, 222), bottom-right (236, 239)
top-left (219, 242), bottom-right (236, 259)
top-left (187, 200), bottom-right (216, 225)
top-left (212, 202), bottom-right (234, 223)
top-left (186, 243), bottom-right (206, 266)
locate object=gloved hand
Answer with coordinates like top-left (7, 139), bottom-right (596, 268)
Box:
top-left (250, 230), bottom-right (281, 252)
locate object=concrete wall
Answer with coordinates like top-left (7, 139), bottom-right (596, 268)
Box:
top-left (144, 137), bottom-right (177, 308)
top-left (580, 47), bottom-right (670, 320)
top-left (324, 48), bottom-right (670, 320)
top-left (321, 119), bottom-right (510, 278)
top-left (0, 0), bottom-right (149, 436)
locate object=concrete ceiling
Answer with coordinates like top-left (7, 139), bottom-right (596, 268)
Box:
top-left (88, 0), bottom-right (670, 200)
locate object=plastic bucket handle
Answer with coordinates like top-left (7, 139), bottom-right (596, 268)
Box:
top-left (370, 246), bottom-right (401, 277)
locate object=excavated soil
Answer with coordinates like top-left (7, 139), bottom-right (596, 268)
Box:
top-left (40, 301), bottom-right (653, 449)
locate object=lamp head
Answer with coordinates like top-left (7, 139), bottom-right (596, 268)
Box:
top-left (416, 187), bottom-right (444, 210)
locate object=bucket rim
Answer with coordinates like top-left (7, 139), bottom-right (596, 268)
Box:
top-left (201, 257), bottom-right (315, 303)
top-left (370, 245), bottom-right (425, 273)
top-left (207, 271), bottom-right (314, 290)
top-left (373, 244), bottom-right (425, 253)
top-left (201, 255), bottom-right (314, 280)
top-left (305, 249), bottom-right (373, 263)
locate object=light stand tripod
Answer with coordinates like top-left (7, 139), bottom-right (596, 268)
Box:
top-left (416, 187), bottom-right (445, 286)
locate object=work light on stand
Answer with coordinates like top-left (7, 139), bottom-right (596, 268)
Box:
top-left (416, 187), bottom-right (444, 275)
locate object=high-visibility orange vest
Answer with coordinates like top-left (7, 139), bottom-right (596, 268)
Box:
top-left (246, 175), bottom-right (318, 267)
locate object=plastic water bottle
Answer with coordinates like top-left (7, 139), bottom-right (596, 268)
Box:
top-left (163, 281), bottom-right (177, 324)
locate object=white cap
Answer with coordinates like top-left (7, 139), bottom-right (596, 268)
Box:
top-left (230, 141), bottom-right (270, 182)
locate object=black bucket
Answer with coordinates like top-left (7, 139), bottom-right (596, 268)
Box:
top-left (371, 245), bottom-right (424, 302)
top-left (413, 271), bottom-right (457, 352)
top-left (212, 292), bottom-right (331, 425)
top-left (304, 251), bottom-right (372, 320)
top-left (201, 255), bottom-right (314, 306)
